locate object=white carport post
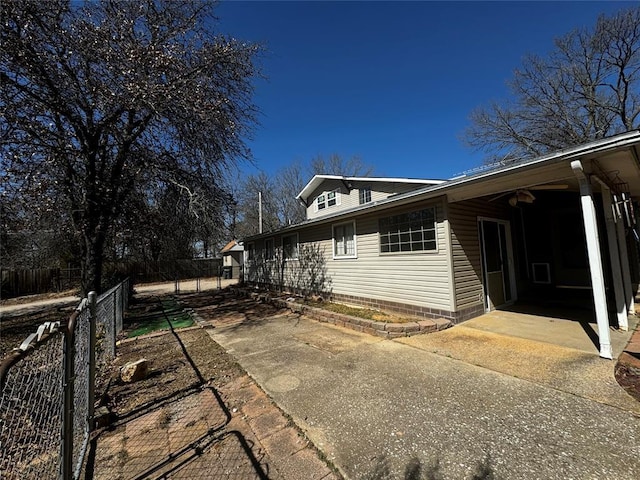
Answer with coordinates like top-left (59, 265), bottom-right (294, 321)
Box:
top-left (615, 205), bottom-right (635, 315)
top-left (571, 161), bottom-right (613, 359)
top-left (593, 177), bottom-right (628, 331)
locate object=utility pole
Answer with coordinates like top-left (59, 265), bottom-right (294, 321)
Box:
top-left (258, 191), bottom-right (263, 234)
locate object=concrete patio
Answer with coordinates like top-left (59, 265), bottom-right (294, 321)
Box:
top-left (463, 305), bottom-right (637, 356)
top-left (197, 298), bottom-right (640, 480)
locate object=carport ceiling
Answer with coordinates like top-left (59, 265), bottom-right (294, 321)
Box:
top-left (447, 148), bottom-right (640, 203)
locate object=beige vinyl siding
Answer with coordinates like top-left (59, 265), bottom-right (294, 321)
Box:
top-left (306, 179), bottom-right (347, 220)
top-left (249, 198), bottom-right (453, 312)
top-left (299, 199), bottom-right (453, 311)
top-left (306, 180), bottom-right (437, 220)
top-left (448, 198), bottom-right (511, 310)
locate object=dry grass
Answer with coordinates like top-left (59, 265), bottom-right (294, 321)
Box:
top-left (0, 289), bottom-right (79, 306)
top-left (306, 300), bottom-right (414, 323)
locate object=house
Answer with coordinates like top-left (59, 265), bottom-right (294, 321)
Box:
top-left (220, 240), bottom-right (244, 279)
top-left (243, 131), bottom-right (640, 358)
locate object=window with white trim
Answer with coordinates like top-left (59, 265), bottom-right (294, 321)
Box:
top-left (333, 221), bottom-right (356, 258)
top-left (282, 233), bottom-right (299, 260)
top-left (359, 187), bottom-right (372, 205)
top-left (264, 238), bottom-right (274, 260)
top-left (315, 189), bottom-right (340, 211)
top-left (379, 207), bottom-right (437, 253)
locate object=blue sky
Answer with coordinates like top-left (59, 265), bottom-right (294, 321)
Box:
top-left (216, 1), bottom-right (633, 181)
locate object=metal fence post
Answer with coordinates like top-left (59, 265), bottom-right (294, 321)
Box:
top-left (123, 278), bottom-right (129, 310)
top-left (112, 289), bottom-right (117, 354)
top-left (87, 292), bottom-right (97, 430)
top-left (116, 286), bottom-right (121, 334)
top-left (121, 280), bottom-right (125, 309)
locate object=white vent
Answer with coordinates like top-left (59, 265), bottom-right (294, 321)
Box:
top-left (532, 263), bottom-right (551, 284)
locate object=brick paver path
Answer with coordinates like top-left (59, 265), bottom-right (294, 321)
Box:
top-left (91, 308), bottom-right (337, 480)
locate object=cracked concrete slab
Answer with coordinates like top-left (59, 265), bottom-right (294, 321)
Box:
top-left (207, 311), bottom-right (640, 480)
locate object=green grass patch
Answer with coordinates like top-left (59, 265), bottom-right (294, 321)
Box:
top-left (126, 299), bottom-right (194, 337)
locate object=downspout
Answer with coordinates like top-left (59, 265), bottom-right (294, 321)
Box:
top-left (571, 160), bottom-right (613, 359)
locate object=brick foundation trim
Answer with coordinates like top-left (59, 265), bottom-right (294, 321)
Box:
top-left (455, 303), bottom-right (486, 322)
top-left (330, 292), bottom-right (458, 322)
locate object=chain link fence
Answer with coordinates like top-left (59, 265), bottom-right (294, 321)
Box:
top-left (0, 325), bottom-right (64, 479)
top-left (0, 278), bottom-right (130, 480)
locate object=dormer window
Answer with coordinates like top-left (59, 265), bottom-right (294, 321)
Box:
top-left (315, 189), bottom-right (340, 211)
top-left (359, 187), bottom-right (372, 204)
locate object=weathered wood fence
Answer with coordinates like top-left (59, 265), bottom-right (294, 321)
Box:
top-left (1, 259), bottom-right (222, 298)
top-left (1, 268), bottom-right (78, 298)
top-left (109, 259), bottom-right (222, 283)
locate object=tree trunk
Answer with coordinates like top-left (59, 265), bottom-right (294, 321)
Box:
top-left (81, 232), bottom-right (106, 296)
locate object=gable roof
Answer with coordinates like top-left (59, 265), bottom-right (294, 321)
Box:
top-left (296, 175), bottom-right (444, 204)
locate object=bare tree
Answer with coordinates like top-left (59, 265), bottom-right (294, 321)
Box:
top-left (465, 7), bottom-right (640, 162)
top-left (274, 160), bottom-right (307, 226)
top-left (0, 197), bottom-right (78, 270)
top-left (235, 172), bottom-right (280, 238)
top-left (233, 154), bottom-right (376, 236)
top-left (0, 0), bottom-right (260, 294)
top-left (309, 153), bottom-right (375, 176)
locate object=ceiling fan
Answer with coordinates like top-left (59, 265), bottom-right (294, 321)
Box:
top-left (489, 184), bottom-right (570, 206)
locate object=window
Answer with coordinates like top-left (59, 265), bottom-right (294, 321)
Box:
top-left (333, 221), bottom-right (356, 258)
top-left (264, 238), bottom-right (274, 260)
top-left (282, 233), bottom-right (299, 260)
top-left (246, 242), bottom-right (255, 261)
top-left (327, 190), bottom-right (338, 207)
top-left (316, 189), bottom-right (340, 211)
top-left (379, 207), bottom-right (437, 253)
top-left (359, 187), bottom-right (372, 205)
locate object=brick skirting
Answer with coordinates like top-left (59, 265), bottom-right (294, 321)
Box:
top-left (329, 292), bottom-right (458, 323)
top-left (329, 294), bottom-right (487, 324)
top-left (454, 303), bottom-right (486, 322)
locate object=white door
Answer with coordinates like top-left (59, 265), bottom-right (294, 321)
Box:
top-left (479, 219), bottom-right (517, 310)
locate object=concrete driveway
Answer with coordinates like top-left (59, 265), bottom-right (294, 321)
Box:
top-left (203, 308), bottom-right (640, 480)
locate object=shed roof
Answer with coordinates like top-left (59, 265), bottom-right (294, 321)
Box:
top-left (220, 240), bottom-right (244, 253)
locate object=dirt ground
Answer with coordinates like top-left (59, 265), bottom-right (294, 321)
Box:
top-left (0, 288), bottom-right (79, 306)
top-left (0, 303), bottom-right (77, 355)
top-left (615, 351), bottom-right (640, 403)
top-left (103, 295), bottom-right (246, 415)
top-left (88, 293), bottom-right (257, 480)
top-left (89, 291), bottom-right (337, 480)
